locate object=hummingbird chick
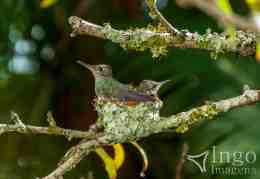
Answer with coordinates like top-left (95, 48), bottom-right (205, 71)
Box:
top-left (77, 61), bottom-right (156, 104)
top-left (136, 79), bottom-right (170, 97)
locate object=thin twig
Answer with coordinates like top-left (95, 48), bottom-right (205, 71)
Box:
top-left (144, 0), bottom-right (181, 35)
top-left (176, 0), bottom-right (259, 32)
top-left (175, 143), bottom-right (189, 179)
top-left (130, 141), bottom-right (149, 177)
top-left (0, 112), bottom-right (102, 140)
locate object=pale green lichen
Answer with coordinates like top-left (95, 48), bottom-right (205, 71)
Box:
top-left (195, 29), bottom-right (256, 59)
top-left (101, 22), bottom-right (256, 59)
top-left (101, 23), bottom-right (172, 58)
top-left (174, 104), bottom-right (220, 133)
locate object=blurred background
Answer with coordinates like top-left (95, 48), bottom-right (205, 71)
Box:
top-left (0, 0), bottom-right (260, 178)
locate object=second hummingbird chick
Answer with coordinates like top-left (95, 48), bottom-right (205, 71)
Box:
top-left (137, 79), bottom-right (170, 97)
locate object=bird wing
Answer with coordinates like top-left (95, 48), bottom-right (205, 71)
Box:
top-left (115, 87), bottom-right (156, 102)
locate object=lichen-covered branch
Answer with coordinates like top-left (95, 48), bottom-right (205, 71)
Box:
top-left (41, 139), bottom-right (101, 179)
top-left (39, 87), bottom-right (260, 178)
top-left (0, 112), bottom-right (101, 140)
top-left (176, 0), bottom-right (259, 32)
top-left (68, 16), bottom-right (257, 58)
top-left (0, 123), bottom-right (100, 140)
top-left (96, 88), bottom-right (260, 140)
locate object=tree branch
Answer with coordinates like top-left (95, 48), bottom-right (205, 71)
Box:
top-left (68, 16), bottom-right (257, 57)
top-left (0, 123), bottom-right (101, 140)
top-left (39, 87), bottom-right (260, 178)
top-left (0, 112), bottom-right (102, 140)
top-left (41, 139), bottom-right (101, 179)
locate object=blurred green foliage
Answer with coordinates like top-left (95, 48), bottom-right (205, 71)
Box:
top-left (0, 0), bottom-right (260, 179)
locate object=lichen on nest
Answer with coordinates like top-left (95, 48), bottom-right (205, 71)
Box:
top-left (94, 96), bottom-right (221, 143)
top-left (94, 96), bottom-right (163, 143)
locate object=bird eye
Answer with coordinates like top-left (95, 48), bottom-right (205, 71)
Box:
top-left (98, 66), bottom-right (103, 72)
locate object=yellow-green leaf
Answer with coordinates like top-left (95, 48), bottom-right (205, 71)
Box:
top-left (246, 0), bottom-right (260, 10)
top-left (246, 0), bottom-right (260, 15)
top-left (256, 42), bottom-right (260, 61)
top-left (113, 144), bottom-right (125, 169)
top-left (40, 0), bottom-right (59, 8)
top-left (217, 0), bottom-right (233, 15)
top-left (95, 148), bottom-right (117, 179)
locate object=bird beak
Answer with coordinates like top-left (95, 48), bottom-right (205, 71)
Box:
top-left (77, 60), bottom-right (95, 72)
top-left (161, 80), bottom-right (171, 85)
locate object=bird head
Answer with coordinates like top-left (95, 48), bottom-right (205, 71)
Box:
top-left (77, 61), bottom-right (112, 78)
